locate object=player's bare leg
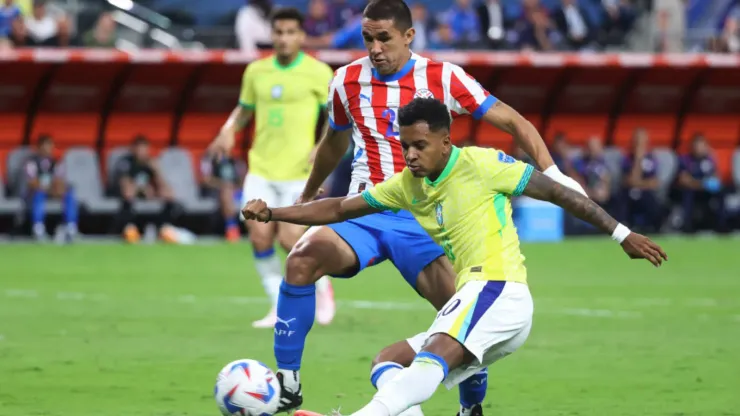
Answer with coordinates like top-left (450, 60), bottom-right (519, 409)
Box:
top-left (220, 183), bottom-right (240, 242)
top-left (369, 257), bottom-right (486, 416)
top-left (247, 219), bottom-right (280, 328)
top-left (275, 225), bottom-right (359, 412)
top-left (277, 223), bottom-right (336, 326)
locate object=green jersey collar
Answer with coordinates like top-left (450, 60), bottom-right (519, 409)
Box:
top-left (425, 146), bottom-right (460, 187)
top-left (273, 51), bottom-right (305, 70)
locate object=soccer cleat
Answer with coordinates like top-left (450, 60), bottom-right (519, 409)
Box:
top-left (457, 404), bottom-right (484, 416)
top-left (276, 371), bottom-right (303, 413)
top-left (295, 411), bottom-right (331, 416)
top-left (251, 308), bottom-right (277, 328)
top-left (160, 225), bottom-right (179, 243)
top-left (225, 224), bottom-right (240, 242)
top-left (315, 279), bottom-right (336, 326)
top-left (123, 224), bottom-right (140, 243)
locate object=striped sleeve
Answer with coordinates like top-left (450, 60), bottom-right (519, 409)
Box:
top-left (446, 63), bottom-right (497, 120)
top-left (327, 68), bottom-right (352, 131)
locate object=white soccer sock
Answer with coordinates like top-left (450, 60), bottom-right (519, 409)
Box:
top-left (254, 250), bottom-right (283, 307)
top-left (355, 356), bottom-right (445, 416)
top-left (370, 363), bottom-right (424, 416)
top-left (277, 369), bottom-right (300, 393)
top-left (315, 275), bottom-right (331, 293)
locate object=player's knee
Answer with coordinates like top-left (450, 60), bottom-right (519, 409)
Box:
top-left (372, 341), bottom-right (415, 369)
top-left (285, 239), bottom-right (322, 286)
top-left (248, 226), bottom-right (273, 252)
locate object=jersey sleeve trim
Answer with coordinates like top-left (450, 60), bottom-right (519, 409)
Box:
top-left (512, 164), bottom-right (534, 196)
top-left (239, 101), bottom-right (255, 110)
top-left (329, 117), bottom-right (352, 131)
top-left (472, 95), bottom-right (498, 120)
top-left (361, 190), bottom-right (399, 213)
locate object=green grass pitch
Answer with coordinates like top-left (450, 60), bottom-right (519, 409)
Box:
top-left (0, 238), bottom-right (739, 416)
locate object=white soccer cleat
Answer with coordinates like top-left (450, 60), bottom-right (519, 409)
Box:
top-left (315, 279), bottom-right (336, 326)
top-left (251, 308), bottom-right (277, 328)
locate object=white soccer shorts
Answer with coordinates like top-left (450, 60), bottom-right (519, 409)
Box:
top-left (241, 173), bottom-right (307, 210)
top-left (406, 280), bottom-right (533, 388)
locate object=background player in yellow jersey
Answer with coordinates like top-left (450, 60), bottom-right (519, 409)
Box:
top-left (209, 7), bottom-right (336, 329)
top-left (243, 97), bottom-right (667, 416)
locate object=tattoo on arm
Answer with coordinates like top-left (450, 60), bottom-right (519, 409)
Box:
top-left (523, 170), bottom-right (618, 234)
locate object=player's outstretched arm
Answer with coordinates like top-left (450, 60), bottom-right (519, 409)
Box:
top-left (242, 194), bottom-right (380, 226)
top-left (299, 125), bottom-right (353, 203)
top-left (521, 170), bottom-right (668, 267)
top-left (483, 101), bottom-right (587, 196)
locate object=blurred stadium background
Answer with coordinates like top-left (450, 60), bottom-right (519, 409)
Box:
top-left (1, 0), bottom-right (739, 415)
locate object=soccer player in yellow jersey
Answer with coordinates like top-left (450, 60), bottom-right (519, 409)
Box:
top-left (243, 97), bottom-right (667, 416)
top-left (208, 7), bottom-right (336, 329)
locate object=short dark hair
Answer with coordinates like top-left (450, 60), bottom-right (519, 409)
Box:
top-left (363, 0), bottom-right (413, 32)
top-left (270, 7), bottom-right (304, 28)
top-left (132, 135), bottom-right (149, 146)
top-left (398, 98), bottom-right (451, 133)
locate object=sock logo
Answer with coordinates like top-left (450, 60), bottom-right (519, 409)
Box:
top-left (275, 316), bottom-right (296, 337)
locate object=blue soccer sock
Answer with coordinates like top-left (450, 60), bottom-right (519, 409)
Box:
top-left (63, 188), bottom-right (78, 227)
top-left (459, 368), bottom-right (488, 410)
top-left (31, 190), bottom-right (46, 227)
top-left (225, 217), bottom-right (237, 230)
top-left (274, 281), bottom-right (316, 376)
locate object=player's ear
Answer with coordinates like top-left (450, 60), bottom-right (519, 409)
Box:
top-left (404, 27), bottom-right (415, 47)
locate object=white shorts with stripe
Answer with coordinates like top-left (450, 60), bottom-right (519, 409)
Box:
top-left (241, 173), bottom-right (307, 210)
top-left (406, 280), bottom-right (533, 388)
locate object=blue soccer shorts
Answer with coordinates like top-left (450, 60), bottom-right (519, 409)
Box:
top-left (327, 209), bottom-right (446, 289)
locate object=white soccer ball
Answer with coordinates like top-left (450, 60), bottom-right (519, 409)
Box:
top-left (214, 359), bottom-right (281, 416)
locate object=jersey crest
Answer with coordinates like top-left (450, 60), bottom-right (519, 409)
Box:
top-left (414, 88), bottom-right (434, 99)
top-left (435, 201), bottom-right (444, 227)
top-left (271, 85), bottom-right (283, 100)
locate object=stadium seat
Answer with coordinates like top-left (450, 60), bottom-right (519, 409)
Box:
top-left (63, 148), bottom-right (119, 214)
top-left (652, 147), bottom-right (679, 201)
top-left (0, 169), bottom-right (23, 215)
top-left (679, 115), bottom-right (740, 150)
top-left (158, 148), bottom-right (218, 214)
top-left (545, 115), bottom-right (609, 146)
top-left (178, 114), bottom-right (223, 148)
top-left (0, 113), bottom-right (25, 147)
top-left (734, 149), bottom-right (740, 188)
top-left (6, 147), bottom-right (32, 196)
top-left (612, 115), bottom-right (675, 149)
top-left (713, 147), bottom-right (735, 184)
top-left (603, 146), bottom-right (625, 192)
top-left (451, 116), bottom-right (473, 145)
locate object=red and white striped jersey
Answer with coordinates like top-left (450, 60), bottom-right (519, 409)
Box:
top-left (327, 52), bottom-right (498, 194)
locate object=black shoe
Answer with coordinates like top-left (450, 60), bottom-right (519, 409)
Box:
top-left (457, 404), bottom-right (483, 416)
top-left (276, 372), bottom-right (303, 413)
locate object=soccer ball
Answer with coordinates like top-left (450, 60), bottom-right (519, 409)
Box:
top-left (214, 359), bottom-right (281, 416)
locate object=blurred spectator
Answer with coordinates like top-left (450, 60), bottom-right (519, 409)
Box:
top-left (675, 134), bottom-right (728, 233)
top-left (653, 0), bottom-right (685, 52)
top-left (112, 136), bottom-right (182, 243)
top-left (24, 0), bottom-right (59, 45)
top-left (600, 0), bottom-right (637, 46)
top-left (25, 135), bottom-right (78, 242)
top-left (574, 137), bottom-right (612, 207)
top-left (304, 0), bottom-right (336, 37)
top-left (8, 12), bottom-right (26, 45)
top-left (0, 35), bottom-right (10, 50)
top-left (620, 128), bottom-right (662, 232)
top-left (83, 11), bottom-right (116, 48)
top-left (200, 152), bottom-right (240, 242)
top-left (410, 2), bottom-right (429, 51)
top-left (235, 0), bottom-right (272, 52)
top-left (553, 0), bottom-right (594, 50)
top-left (429, 22), bottom-right (456, 49)
top-left (1, 0), bottom-right (21, 38)
top-left (443, 0), bottom-right (482, 48)
top-left (550, 132), bottom-right (576, 174)
top-left (476, 0), bottom-right (509, 49)
top-left (512, 0), bottom-right (559, 51)
top-left (720, 15), bottom-right (739, 53)
top-left (329, 0), bottom-right (361, 26)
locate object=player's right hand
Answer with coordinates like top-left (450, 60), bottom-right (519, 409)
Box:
top-left (295, 188), bottom-right (324, 204)
top-left (620, 233), bottom-right (668, 267)
top-left (241, 199), bottom-right (271, 222)
top-left (207, 131), bottom-right (235, 158)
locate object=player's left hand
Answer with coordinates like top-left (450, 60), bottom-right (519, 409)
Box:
top-left (241, 199), bottom-right (271, 223)
top-left (621, 233), bottom-right (668, 267)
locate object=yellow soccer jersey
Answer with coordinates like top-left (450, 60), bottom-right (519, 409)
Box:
top-left (239, 52), bottom-right (334, 181)
top-left (362, 146), bottom-right (534, 289)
